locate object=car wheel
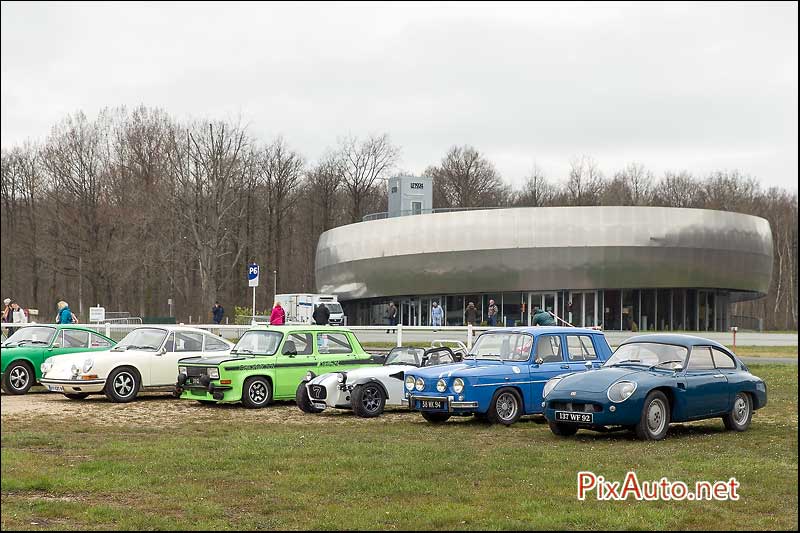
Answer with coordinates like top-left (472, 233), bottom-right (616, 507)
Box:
top-left (2, 361), bottom-right (34, 394)
top-left (241, 376), bottom-right (272, 409)
top-left (351, 383), bottom-right (386, 418)
top-left (105, 366), bottom-right (140, 403)
top-left (635, 390), bottom-right (670, 440)
top-left (723, 392), bottom-right (753, 431)
top-left (548, 421), bottom-right (579, 436)
top-left (487, 388), bottom-right (523, 426)
top-left (295, 382), bottom-right (324, 413)
top-left (421, 411), bottom-right (451, 423)
top-left (64, 393), bottom-right (90, 400)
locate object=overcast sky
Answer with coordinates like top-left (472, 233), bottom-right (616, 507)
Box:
top-left (1, 1), bottom-right (797, 190)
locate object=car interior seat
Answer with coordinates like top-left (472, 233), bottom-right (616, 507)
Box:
top-left (282, 340), bottom-right (298, 356)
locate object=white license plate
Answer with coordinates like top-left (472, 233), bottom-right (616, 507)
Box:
top-left (47, 385), bottom-right (64, 392)
top-left (555, 411), bottom-right (593, 423)
top-left (312, 402), bottom-right (327, 410)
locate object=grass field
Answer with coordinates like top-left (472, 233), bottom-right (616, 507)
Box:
top-left (1, 363), bottom-right (797, 531)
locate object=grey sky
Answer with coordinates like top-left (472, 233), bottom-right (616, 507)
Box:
top-left (2, 1), bottom-right (797, 190)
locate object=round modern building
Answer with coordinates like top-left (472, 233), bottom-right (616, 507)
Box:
top-left (315, 206), bottom-right (773, 331)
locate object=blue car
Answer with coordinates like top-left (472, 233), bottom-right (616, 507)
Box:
top-left (404, 327), bottom-right (613, 425)
top-left (542, 334), bottom-right (768, 440)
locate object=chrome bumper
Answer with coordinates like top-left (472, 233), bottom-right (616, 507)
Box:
top-left (405, 395), bottom-right (479, 412)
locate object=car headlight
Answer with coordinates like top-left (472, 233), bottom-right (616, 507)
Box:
top-left (543, 377), bottom-right (562, 398)
top-left (207, 368), bottom-right (220, 380)
top-left (453, 378), bottom-right (464, 394)
top-left (405, 375), bottom-right (415, 391)
top-left (415, 377), bottom-right (425, 392)
top-left (82, 358), bottom-right (94, 373)
top-left (607, 381), bottom-right (637, 403)
top-left (436, 379), bottom-right (447, 393)
top-left (337, 373), bottom-right (347, 384)
top-left (305, 371), bottom-right (316, 381)
top-left (178, 366), bottom-right (187, 375)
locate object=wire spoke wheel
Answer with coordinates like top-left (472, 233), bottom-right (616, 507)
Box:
top-left (496, 392), bottom-right (518, 421)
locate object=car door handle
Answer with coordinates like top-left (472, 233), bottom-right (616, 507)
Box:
top-left (561, 365), bottom-right (570, 369)
top-left (713, 374), bottom-right (725, 378)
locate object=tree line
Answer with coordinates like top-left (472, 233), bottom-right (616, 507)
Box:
top-left (1, 106), bottom-right (796, 330)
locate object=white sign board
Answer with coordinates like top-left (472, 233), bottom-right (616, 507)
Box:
top-left (89, 306), bottom-right (105, 322)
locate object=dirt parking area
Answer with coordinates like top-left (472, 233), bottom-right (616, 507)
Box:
top-left (1, 388), bottom-right (421, 429)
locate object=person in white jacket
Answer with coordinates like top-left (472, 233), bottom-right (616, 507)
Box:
top-left (8, 299), bottom-right (28, 336)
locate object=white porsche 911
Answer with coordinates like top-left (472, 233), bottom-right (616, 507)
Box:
top-left (296, 343), bottom-right (465, 417)
top-left (39, 325), bottom-right (233, 402)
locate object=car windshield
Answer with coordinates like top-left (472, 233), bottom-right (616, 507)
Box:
top-left (466, 332), bottom-right (534, 362)
top-left (112, 328), bottom-right (168, 351)
top-left (233, 331), bottom-right (283, 356)
top-left (2, 326), bottom-right (56, 347)
top-left (385, 347), bottom-right (425, 366)
top-left (605, 342), bottom-right (688, 368)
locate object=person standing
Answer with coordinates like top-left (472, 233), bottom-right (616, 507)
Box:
top-left (431, 301), bottom-right (443, 330)
top-left (270, 301), bottom-right (286, 325)
top-left (212, 301), bottom-right (225, 324)
top-left (487, 299), bottom-right (499, 327)
top-left (464, 302), bottom-right (479, 326)
top-left (2, 298), bottom-right (11, 336)
top-left (386, 301), bottom-right (398, 333)
top-left (312, 303), bottom-right (330, 326)
top-left (56, 301), bottom-right (74, 324)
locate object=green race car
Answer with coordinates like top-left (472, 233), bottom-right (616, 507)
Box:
top-left (175, 325), bottom-right (379, 408)
top-left (1, 325), bottom-right (116, 394)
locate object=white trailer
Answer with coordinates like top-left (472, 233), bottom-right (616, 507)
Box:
top-left (274, 293), bottom-right (345, 325)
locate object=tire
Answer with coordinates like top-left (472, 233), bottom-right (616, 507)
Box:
top-left (635, 391), bottom-right (670, 440)
top-left (351, 383), bottom-right (386, 418)
top-left (2, 360), bottom-right (34, 395)
top-left (421, 411), bottom-right (451, 424)
top-left (241, 376), bottom-right (272, 409)
top-left (296, 382), bottom-right (324, 414)
top-left (723, 392), bottom-right (753, 431)
top-left (487, 388), bottom-right (523, 426)
top-left (548, 421), bottom-right (579, 436)
top-left (64, 393), bottom-right (90, 400)
top-left (104, 366), bottom-right (140, 403)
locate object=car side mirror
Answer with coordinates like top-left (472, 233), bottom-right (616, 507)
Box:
top-left (535, 357), bottom-right (544, 365)
top-left (51, 342), bottom-right (61, 349)
top-left (673, 364), bottom-right (683, 372)
top-left (584, 360), bottom-right (593, 369)
top-left (159, 347), bottom-right (167, 355)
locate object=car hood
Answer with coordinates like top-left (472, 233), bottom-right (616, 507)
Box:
top-left (557, 366), bottom-right (648, 393)
top-left (410, 359), bottom-right (513, 379)
top-left (179, 354), bottom-right (241, 365)
top-left (341, 364), bottom-right (413, 381)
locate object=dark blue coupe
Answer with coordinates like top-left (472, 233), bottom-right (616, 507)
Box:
top-left (405, 327), bottom-right (613, 425)
top-left (542, 334), bottom-right (768, 440)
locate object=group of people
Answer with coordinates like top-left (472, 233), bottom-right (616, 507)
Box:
top-left (382, 299), bottom-right (558, 329)
top-left (210, 300), bottom-right (331, 327)
top-left (1, 299), bottom-right (78, 337)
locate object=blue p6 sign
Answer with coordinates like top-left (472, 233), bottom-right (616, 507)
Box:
top-left (248, 263), bottom-right (259, 287)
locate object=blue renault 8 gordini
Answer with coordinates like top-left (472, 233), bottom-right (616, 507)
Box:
top-left (542, 334), bottom-right (768, 441)
top-left (405, 327), bottom-right (613, 425)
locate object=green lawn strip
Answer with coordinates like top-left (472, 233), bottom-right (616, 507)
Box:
top-left (2, 365), bottom-right (796, 531)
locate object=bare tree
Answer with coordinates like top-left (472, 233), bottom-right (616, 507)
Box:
top-left (603, 162), bottom-right (653, 206)
top-left (515, 164), bottom-right (555, 207)
top-left (337, 134), bottom-right (399, 223)
top-left (428, 145), bottom-right (509, 208)
top-left (652, 171), bottom-right (702, 207)
top-left (565, 155), bottom-right (604, 206)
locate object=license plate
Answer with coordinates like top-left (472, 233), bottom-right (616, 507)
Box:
top-left (555, 411), bottom-right (593, 423)
top-left (312, 402), bottom-right (327, 410)
top-left (47, 385), bottom-right (64, 392)
top-left (417, 399), bottom-right (448, 411)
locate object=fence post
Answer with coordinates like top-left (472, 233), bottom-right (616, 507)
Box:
top-left (467, 324), bottom-right (473, 349)
top-left (396, 323), bottom-right (403, 347)
top-left (105, 323), bottom-right (111, 338)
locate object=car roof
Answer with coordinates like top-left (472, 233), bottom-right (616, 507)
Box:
top-left (620, 333), bottom-right (729, 351)
top-left (481, 326), bottom-right (604, 336)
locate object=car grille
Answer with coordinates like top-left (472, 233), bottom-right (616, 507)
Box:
top-left (308, 384), bottom-right (327, 400)
top-left (186, 367), bottom-right (209, 378)
top-left (551, 401), bottom-right (603, 413)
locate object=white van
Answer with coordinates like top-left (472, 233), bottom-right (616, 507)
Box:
top-left (274, 294), bottom-right (345, 325)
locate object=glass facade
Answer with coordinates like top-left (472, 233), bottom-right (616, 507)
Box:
top-left (341, 288), bottom-right (731, 331)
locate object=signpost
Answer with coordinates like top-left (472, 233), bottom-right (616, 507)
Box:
top-left (248, 263), bottom-right (259, 324)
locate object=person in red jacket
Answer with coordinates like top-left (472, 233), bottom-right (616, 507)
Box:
top-left (270, 301), bottom-right (286, 326)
